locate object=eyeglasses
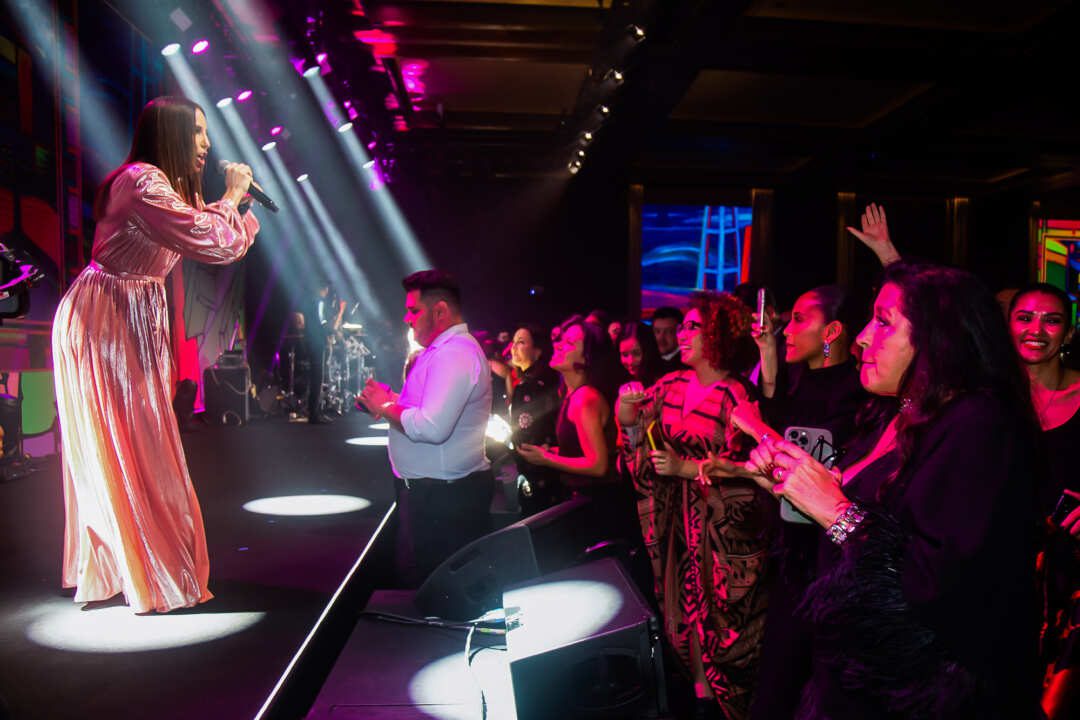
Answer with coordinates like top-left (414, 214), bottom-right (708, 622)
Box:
top-left (677, 320), bottom-right (703, 333)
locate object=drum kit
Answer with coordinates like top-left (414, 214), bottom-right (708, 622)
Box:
top-left (273, 318), bottom-right (374, 419)
top-left (322, 322), bottom-right (374, 415)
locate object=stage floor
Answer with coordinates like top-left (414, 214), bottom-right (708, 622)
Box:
top-left (0, 410), bottom-right (397, 720)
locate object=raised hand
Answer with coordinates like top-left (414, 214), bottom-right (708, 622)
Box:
top-left (846, 202), bottom-right (899, 265)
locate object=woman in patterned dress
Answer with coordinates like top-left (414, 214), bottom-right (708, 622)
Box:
top-left (617, 291), bottom-right (772, 719)
top-left (52, 96), bottom-right (259, 613)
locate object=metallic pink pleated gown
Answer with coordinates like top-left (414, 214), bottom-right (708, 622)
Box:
top-left (52, 163), bottom-right (258, 613)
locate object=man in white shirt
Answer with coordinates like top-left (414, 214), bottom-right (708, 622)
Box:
top-left (358, 270), bottom-right (493, 586)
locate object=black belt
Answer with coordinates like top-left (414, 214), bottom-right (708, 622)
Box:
top-left (399, 468), bottom-right (491, 489)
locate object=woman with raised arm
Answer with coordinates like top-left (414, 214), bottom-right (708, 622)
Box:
top-left (53, 96), bottom-right (259, 614)
top-left (746, 262), bottom-right (1040, 718)
top-left (617, 291), bottom-right (770, 719)
top-left (1007, 283), bottom-right (1080, 719)
top-left (747, 284), bottom-right (867, 720)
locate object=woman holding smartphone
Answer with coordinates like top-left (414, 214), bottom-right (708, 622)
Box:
top-left (1007, 283), bottom-right (1080, 719)
top-left (747, 262), bottom-right (1039, 718)
top-left (617, 291), bottom-right (769, 719)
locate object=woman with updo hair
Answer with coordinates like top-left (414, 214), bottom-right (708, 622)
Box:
top-left (748, 284), bottom-right (867, 719)
top-left (617, 291), bottom-right (770, 718)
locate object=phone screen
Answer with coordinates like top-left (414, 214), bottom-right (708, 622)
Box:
top-left (756, 288), bottom-right (766, 330)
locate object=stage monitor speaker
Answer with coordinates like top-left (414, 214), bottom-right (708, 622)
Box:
top-left (504, 556), bottom-right (667, 720)
top-left (414, 495), bottom-right (614, 621)
top-left (203, 361), bottom-right (250, 426)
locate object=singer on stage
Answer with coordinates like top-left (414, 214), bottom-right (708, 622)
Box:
top-left (52, 96), bottom-right (259, 614)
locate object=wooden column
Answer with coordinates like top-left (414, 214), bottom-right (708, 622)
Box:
top-left (946, 196), bottom-right (970, 267)
top-left (1028, 200), bottom-right (1043, 282)
top-left (627, 183), bottom-right (644, 319)
top-left (836, 192), bottom-right (857, 285)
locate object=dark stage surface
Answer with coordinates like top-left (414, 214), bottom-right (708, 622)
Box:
top-left (0, 412), bottom-right (397, 720)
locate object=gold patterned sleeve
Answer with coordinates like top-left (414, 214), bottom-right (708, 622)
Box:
top-left (123, 164), bottom-right (257, 264)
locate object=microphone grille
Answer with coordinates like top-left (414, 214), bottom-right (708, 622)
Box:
top-left (217, 159), bottom-right (230, 174)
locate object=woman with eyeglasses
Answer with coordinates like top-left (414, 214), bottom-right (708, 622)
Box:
top-left (617, 291), bottom-right (770, 719)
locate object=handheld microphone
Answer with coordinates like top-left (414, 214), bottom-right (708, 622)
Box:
top-left (217, 160), bottom-right (279, 213)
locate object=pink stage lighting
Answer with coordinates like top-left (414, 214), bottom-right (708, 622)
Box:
top-left (191, 39), bottom-right (209, 55)
top-left (270, 126), bottom-right (283, 136)
top-left (237, 90), bottom-right (253, 102)
top-left (316, 52), bottom-right (327, 64)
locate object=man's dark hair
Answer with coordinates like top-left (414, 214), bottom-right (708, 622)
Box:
top-left (403, 269), bottom-right (462, 312)
top-left (651, 306), bottom-right (683, 324)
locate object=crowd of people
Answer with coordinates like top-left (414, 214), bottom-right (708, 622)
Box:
top-left (466, 205), bottom-right (1080, 720)
top-left (51, 93), bottom-right (1078, 720)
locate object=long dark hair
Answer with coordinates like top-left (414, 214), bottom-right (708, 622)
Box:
top-left (514, 322), bottom-right (552, 369)
top-left (560, 314), bottom-right (621, 405)
top-left (94, 96), bottom-right (204, 219)
top-left (881, 262), bottom-right (1036, 494)
top-left (617, 321), bottom-right (663, 387)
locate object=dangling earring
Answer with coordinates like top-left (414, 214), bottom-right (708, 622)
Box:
top-left (899, 396), bottom-right (913, 413)
top-left (822, 341), bottom-right (831, 359)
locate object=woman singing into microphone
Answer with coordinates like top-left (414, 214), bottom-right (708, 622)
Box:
top-left (52, 96), bottom-right (259, 613)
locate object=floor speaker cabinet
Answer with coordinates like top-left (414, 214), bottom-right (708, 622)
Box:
top-left (203, 363), bottom-right (250, 426)
top-left (414, 495), bottom-right (611, 622)
top-left (504, 556), bottom-right (667, 720)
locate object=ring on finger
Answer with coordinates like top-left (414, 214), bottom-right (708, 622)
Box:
top-left (773, 467), bottom-right (785, 482)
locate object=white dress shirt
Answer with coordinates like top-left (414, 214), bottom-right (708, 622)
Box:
top-left (389, 323), bottom-right (492, 480)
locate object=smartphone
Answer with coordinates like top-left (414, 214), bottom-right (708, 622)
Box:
top-left (1051, 491), bottom-right (1080, 527)
top-left (779, 426), bottom-right (836, 525)
top-left (756, 288), bottom-right (767, 330)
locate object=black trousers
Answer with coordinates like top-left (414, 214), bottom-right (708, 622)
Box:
top-left (394, 469), bottom-right (494, 588)
top-left (305, 338), bottom-right (326, 416)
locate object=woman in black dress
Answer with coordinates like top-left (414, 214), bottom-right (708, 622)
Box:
top-left (747, 284), bottom-right (867, 720)
top-left (748, 262), bottom-right (1041, 718)
top-left (1008, 283), bottom-right (1080, 719)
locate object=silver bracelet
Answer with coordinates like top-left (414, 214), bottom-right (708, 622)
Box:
top-left (826, 503), bottom-right (866, 546)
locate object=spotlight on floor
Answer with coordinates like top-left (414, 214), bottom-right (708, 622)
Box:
top-left (24, 599), bottom-right (264, 653)
top-left (369, 422), bottom-right (390, 430)
top-left (243, 495), bottom-right (372, 516)
top-left (346, 436), bottom-right (390, 447)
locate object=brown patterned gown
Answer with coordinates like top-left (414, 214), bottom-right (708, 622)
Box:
top-left (624, 370), bottom-right (771, 719)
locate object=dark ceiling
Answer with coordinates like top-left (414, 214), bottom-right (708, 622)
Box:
top-left (130, 0), bottom-right (1080, 195)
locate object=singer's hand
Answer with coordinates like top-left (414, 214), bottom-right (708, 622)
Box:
top-left (221, 162), bottom-right (254, 206)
